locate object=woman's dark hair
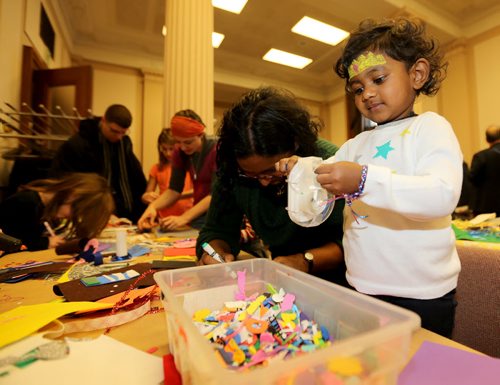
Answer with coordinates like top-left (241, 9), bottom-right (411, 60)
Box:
top-left (174, 109), bottom-right (205, 126)
top-left (23, 173), bottom-right (114, 239)
top-left (335, 17), bottom-right (447, 96)
top-left (216, 86), bottom-right (321, 193)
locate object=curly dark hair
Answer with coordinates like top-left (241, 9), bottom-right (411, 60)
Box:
top-left (335, 17), bottom-right (447, 96)
top-left (216, 86), bottom-right (322, 193)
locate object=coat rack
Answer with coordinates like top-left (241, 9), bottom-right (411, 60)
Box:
top-left (0, 102), bottom-right (92, 160)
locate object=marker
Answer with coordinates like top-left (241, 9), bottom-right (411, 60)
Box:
top-left (44, 221), bottom-right (56, 237)
top-left (201, 242), bottom-right (225, 263)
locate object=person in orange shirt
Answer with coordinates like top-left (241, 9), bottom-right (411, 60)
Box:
top-left (142, 128), bottom-right (193, 218)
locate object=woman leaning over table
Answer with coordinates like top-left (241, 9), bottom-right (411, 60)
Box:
top-left (196, 87), bottom-right (345, 283)
top-left (0, 173), bottom-right (114, 251)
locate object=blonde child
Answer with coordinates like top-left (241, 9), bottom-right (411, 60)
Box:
top-left (142, 128), bottom-right (193, 218)
top-left (277, 17), bottom-right (462, 337)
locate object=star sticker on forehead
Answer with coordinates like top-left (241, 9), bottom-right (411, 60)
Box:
top-left (374, 140), bottom-right (395, 159)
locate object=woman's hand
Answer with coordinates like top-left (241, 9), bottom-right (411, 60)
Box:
top-left (274, 253), bottom-right (308, 272)
top-left (197, 240), bottom-right (235, 265)
top-left (198, 250), bottom-right (236, 265)
top-left (275, 155), bottom-right (300, 175)
top-left (137, 205), bottom-right (158, 230)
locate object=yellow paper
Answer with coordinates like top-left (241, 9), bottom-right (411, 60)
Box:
top-left (0, 301), bottom-right (112, 348)
top-left (162, 255), bottom-right (197, 261)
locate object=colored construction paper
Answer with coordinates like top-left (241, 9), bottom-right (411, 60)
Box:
top-left (0, 334), bottom-right (162, 385)
top-left (398, 341), bottom-right (500, 385)
top-left (0, 301), bottom-right (112, 348)
top-left (163, 247), bottom-right (196, 256)
top-left (173, 239), bottom-right (196, 248)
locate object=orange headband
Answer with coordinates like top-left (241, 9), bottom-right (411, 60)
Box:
top-left (170, 116), bottom-right (205, 138)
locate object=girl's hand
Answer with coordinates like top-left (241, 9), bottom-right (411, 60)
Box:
top-left (275, 155), bottom-right (300, 175)
top-left (142, 191), bottom-right (159, 204)
top-left (48, 235), bottom-right (65, 249)
top-left (159, 215), bottom-right (189, 231)
top-left (315, 161), bottom-right (363, 195)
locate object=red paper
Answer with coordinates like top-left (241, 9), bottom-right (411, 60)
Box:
top-left (163, 354), bottom-right (182, 385)
top-left (163, 247), bottom-right (196, 256)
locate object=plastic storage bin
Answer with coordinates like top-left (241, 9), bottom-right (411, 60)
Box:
top-left (154, 259), bottom-right (420, 385)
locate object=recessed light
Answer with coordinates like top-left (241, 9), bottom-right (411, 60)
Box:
top-left (292, 16), bottom-right (349, 46)
top-left (212, 32), bottom-right (225, 48)
top-left (212, 0), bottom-right (248, 14)
top-left (263, 49), bottom-right (312, 69)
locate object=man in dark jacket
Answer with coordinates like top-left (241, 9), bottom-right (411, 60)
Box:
top-left (469, 124), bottom-right (500, 216)
top-left (50, 104), bottom-right (146, 222)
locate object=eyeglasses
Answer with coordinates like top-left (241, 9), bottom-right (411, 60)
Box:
top-left (238, 170), bottom-right (285, 182)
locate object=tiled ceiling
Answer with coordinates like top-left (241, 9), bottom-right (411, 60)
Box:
top-left (50, 0), bottom-right (500, 103)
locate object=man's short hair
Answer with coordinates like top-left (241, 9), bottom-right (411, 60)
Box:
top-left (104, 104), bottom-right (132, 128)
top-left (485, 125), bottom-right (500, 144)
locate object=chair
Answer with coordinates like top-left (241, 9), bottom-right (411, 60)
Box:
top-left (452, 243), bottom-right (500, 357)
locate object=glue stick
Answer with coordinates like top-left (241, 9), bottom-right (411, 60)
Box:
top-left (115, 228), bottom-right (128, 257)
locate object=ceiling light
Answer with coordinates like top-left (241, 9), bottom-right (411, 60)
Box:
top-left (212, 32), bottom-right (225, 48)
top-left (263, 49), bottom-right (312, 69)
top-left (212, 0), bottom-right (248, 14)
top-left (292, 16), bottom-right (349, 46)
top-left (162, 26), bottom-right (224, 48)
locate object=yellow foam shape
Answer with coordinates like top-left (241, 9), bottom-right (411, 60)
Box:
top-left (246, 295), bottom-right (266, 315)
top-left (233, 348), bottom-right (246, 364)
top-left (328, 356), bottom-right (363, 376)
top-left (193, 308), bottom-right (210, 322)
top-left (281, 312), bottom-right (296, 323)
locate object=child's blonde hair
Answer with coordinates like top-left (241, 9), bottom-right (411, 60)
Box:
top-left (157, 128), bottom-right (176, 170)
top-left (24, 173), bottom-right (114, 239)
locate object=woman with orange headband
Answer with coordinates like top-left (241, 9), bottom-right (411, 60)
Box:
top-left (138, 109), bottom-right (217, 230)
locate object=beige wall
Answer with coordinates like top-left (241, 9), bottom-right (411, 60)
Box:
top-left (438, 44), bottom-right (474, 163)
top-left (0, 0), bottom-right (73, 187)
top-left (472, 28), bottom-right (500, 153)
top-left (0, 0), bottom-right (24, 186)
top-left (142, 72), bottom-right (165, 177)
top-left (326, 96), bottom-right (348, 147)
top-left (91, 64), bottom-right (144, 162)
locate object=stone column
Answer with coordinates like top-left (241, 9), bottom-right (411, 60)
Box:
top-left (163, 0), bottom-right (214, 133)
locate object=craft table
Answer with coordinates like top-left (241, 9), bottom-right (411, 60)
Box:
top-left (0, 247), bottom-right (484, 380)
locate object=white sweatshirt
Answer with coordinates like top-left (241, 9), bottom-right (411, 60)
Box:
top-left (326, 112), bottom-right (462, 299)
